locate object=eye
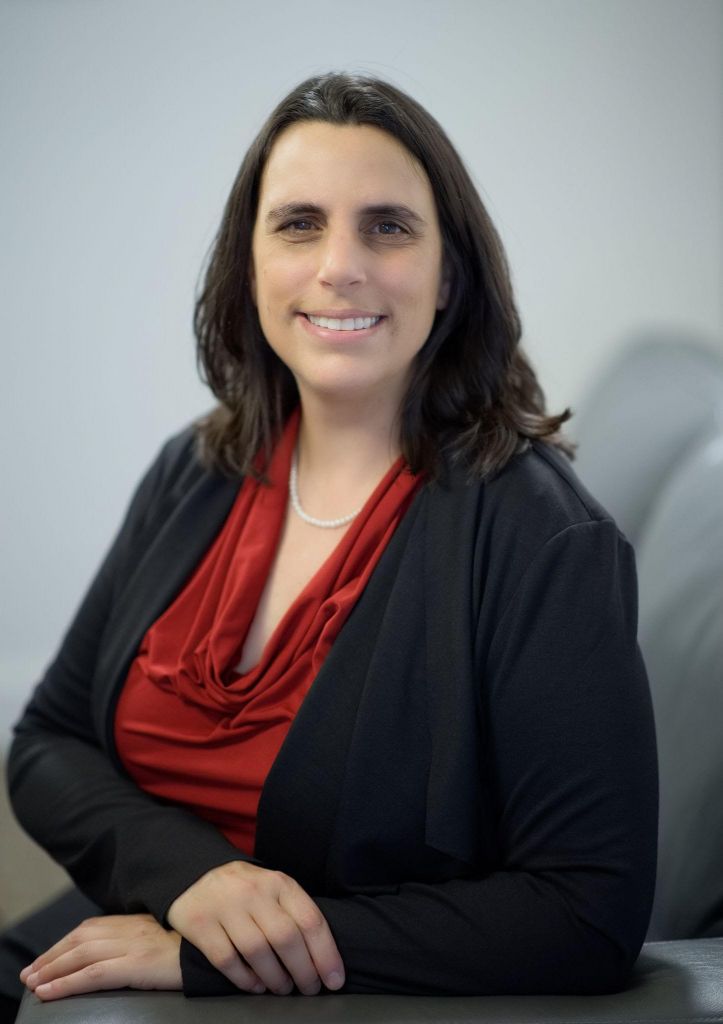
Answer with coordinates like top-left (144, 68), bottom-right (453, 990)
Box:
top-left (371, 221), bottom-right (407, 236)
top-left (279, 219), bottom-right (318, 234)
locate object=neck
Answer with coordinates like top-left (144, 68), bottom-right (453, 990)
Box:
top-left (292, 390), bottom-right (403, 521)
top-left (298, 388), bottom-right (401, 469)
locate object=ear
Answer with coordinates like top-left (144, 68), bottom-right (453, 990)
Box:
top-left (436, 258), bottom-right (452, 310)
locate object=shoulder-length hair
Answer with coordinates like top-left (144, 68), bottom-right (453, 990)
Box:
top-left (194, 71), bottom-right (573, 480)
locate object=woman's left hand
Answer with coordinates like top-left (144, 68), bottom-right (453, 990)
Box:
top-left (19, 914), bottom-right (182, 1001)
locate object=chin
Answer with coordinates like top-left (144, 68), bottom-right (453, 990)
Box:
top-left (298, 372), bottom-right (398, 406)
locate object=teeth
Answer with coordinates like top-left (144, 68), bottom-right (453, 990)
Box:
top-left (307, 314), bottom-right (381, 331)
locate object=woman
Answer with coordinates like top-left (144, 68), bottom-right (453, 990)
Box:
top-left (4, 72), bottom-right (657, 1012)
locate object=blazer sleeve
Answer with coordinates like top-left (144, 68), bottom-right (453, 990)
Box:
top-left (7, 435), bottom-right (257, 925)
top-left (181, 518), bottom-right (659, 997)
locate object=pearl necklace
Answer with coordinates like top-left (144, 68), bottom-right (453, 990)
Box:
top-left (289, 450), bottom-right (363, 529)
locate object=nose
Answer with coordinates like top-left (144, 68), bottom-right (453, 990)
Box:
top-left (316, 226), bottom-right (367, 289)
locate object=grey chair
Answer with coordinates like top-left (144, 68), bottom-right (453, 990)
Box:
top-left (13, 939), bottom-right (723, 1024)
top-left (572, 332), bottom-right (723, 546)
top-left (573, 333), bottom-right (723, 944)
top-left (637, 419), bottom-right (723, 941)
top-left (16, 336), bottom-right (723, 1023)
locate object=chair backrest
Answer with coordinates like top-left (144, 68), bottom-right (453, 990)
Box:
top-left (572, 334), bottom-right (723, 546)
top-left (572, 335), bottom-right (723, 940)
top-left (637, 420), bottom-right (723, 939)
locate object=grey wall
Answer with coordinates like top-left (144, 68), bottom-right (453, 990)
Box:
top-left (2, 0), bottom-right (722, 732)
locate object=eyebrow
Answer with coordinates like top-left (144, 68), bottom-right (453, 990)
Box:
top-left (264, 202), bottom-right (427, 228)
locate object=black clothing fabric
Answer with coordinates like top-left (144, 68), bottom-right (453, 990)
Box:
top-left (7, 427), bottom-right (658, 996)
top-left (0, 994), bottom-right (19, 1023)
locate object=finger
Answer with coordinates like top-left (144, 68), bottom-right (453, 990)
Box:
top-left (247, 906), bottom-right (319, 995)
top-left (33, 958), bottom-right (132, 1001)
top-left (20, 917), bottom-right (114, 983)
top-left (279, 889), bottom-right (345, 990)
top-left (21, 936), bottom-right (81, 981)
top-left (223, 915), bottom-right (296, 995)
top-left (25, 941), bottom-right (127, 991)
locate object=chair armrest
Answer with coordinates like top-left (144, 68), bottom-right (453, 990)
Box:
top-left (16, 939), bottom-right (723, 1024)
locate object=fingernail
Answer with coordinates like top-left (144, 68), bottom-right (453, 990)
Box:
top-left (26, 973), bottom-right (38, 988)
top-left (326, 970), bottom-right (344, 990)
top-left (251, 982), bottom-right (266, 994)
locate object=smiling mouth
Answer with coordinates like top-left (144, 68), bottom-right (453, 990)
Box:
top-left (304, 314), bottom-right (384, 331)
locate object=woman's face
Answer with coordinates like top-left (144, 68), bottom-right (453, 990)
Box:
top-left (250, 121), bottom-right (449, 412)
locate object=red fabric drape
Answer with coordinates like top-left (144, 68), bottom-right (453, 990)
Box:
top-left (114, 410), bottom-right (423, 854)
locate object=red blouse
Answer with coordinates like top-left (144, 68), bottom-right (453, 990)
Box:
top-left (114, 410), bottom-right (424, 856)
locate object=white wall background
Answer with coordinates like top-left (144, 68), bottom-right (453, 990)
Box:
top-left (1, 0), bottom-right (722, 857)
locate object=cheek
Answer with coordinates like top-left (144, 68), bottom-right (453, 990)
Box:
top-left (388, 252), bottom-right (443, 304)
top-left (260, 259), bottom-right (309, 312)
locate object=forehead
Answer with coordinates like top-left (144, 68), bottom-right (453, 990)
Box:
top-left (257, 121), bottom-right (435, 207)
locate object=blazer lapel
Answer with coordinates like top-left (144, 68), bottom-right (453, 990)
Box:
top-left (422, 467), bottom-right (495, 865)
top-left (259, 466), bottom-right (494, 890)
top-left (254, 494), bottom-right (424, 893)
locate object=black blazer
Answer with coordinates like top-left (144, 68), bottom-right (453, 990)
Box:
top-left (9, 425), bottom-right (658, 996)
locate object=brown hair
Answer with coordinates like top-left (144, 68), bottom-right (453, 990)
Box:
top-left (194, 71), bottom-right (573, 480)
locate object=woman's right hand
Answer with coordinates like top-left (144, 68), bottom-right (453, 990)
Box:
top-left (166, 860), bottom-right (345, 996)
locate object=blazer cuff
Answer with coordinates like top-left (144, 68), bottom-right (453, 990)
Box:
top-left (180, 937), bottom-right (244, 997)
